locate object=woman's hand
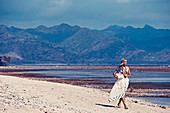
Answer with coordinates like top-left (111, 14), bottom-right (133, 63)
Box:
top-left (114, 75), bottom-right (119, 79)
top-left (113, 71), bottom-right (118, 79)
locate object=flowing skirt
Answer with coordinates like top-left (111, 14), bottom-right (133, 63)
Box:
top-left (108, 73), bottom-right (129, 102)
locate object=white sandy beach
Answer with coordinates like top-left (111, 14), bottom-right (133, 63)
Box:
top-left (0, 75), bottom-right (169, 113)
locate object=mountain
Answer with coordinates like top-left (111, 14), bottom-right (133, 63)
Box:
top-left (59, 28), bottom-right (142, 63)
top-left (0, 24), bottom-right (80, 64)
top-left (0, 37), bottom-right (79, 64)
top-left (0, 24), bottom-right (169, 65)
top-left (103, 25), bottom-right (170, 52)
top-left (25, 23), bottom-right (81, 43)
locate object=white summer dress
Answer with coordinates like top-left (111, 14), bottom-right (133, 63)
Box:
top-left (108, 66), bottom-right (129, 102)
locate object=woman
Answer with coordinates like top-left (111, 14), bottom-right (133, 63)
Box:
top-left (108, 58), bottom-right (131, 109)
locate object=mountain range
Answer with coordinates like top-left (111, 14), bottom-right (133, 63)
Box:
top-left (0, 23), bottom-right (170, 65)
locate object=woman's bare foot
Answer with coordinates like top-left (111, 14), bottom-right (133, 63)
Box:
top-left (124, 106), bottom-right (128, 109)
top-left (118, 104), bottom-right (121, 108)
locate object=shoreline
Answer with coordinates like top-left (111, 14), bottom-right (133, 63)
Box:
top-left (0, 65), bottom-right (170, 72)
top-left (0, 65), bottom-right (170, 110)
top-left (0, 74), bottom-right (170, 113)
top-left (0, 66), bottom-right (170, 98)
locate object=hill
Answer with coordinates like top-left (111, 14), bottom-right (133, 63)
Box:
top-left (0, 24), bottom-right (169, 65)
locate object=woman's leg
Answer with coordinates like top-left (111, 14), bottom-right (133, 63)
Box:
top-left (117, 98), bottom-right (122, 108)
top-left (122, 97), bottom-right (128, 109)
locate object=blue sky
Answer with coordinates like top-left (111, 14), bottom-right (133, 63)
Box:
top-left (0, 0), bottom-right (170, 29)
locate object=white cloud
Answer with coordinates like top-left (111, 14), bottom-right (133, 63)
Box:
top-left (117, 0), bottom-right (131, 3)
top-left (38, 0), bottom-right (70, 17)
top-left (49, 0), bottom-right (66, 7)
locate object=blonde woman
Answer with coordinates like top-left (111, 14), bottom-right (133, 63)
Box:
top-left (108, 58), bottom-right (131, 109)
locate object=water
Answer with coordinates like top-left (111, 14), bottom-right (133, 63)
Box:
top-left (24, 69), bottom-right (170, 84)
top-left (23, 69), bottom-right (170, 106)
top-left (131, 72), bottom-right (170, 83)
top-left (134, 97), bottom-right (170, 106)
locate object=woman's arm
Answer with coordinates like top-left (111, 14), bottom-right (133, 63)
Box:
top-left (125, 68), bottom-right (131, 77)
top-left (113, 70), bottom-right (118, 79)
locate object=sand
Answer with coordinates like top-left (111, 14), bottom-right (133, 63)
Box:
top-left (0, 75), bottom-right (169, 113)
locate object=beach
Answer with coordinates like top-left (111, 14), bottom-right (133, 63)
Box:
top-left (0, 73), bottom-right (170, 113)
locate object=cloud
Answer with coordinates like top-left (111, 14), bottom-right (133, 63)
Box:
top-left (0, 0), bottom-right (70, 20)
top-left (46, 0), bottom-right (70, 16)
top-left (0, 0), bottom-right (170, 29)
top-left (116, 0), bottom-right (131, 3)
top-left (49, 0), bottom-right (66, 6)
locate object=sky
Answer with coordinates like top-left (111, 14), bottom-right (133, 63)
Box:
top-left (0, 0), bottom-right (170, 29)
